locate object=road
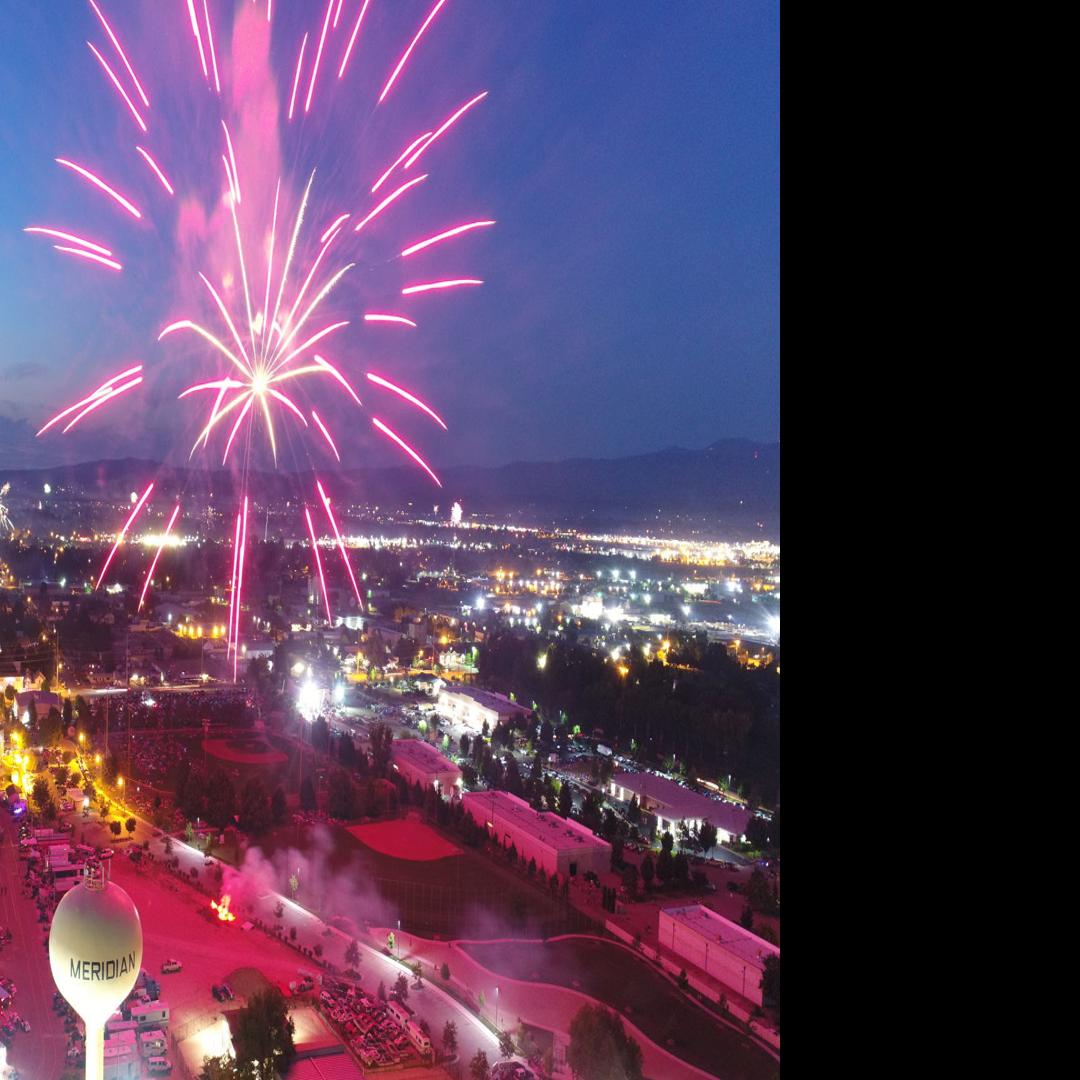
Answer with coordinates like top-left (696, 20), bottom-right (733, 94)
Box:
top-left (0, 817), bottom-right (69, 1079)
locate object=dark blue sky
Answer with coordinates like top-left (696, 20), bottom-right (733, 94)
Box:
top-left (0, 1), bottom-right (778, 473)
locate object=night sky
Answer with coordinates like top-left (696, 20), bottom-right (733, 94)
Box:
top-left (0, 1), bottom-right (778, 473)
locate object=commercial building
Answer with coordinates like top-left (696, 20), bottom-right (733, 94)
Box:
top-left (658, 905), bottom-right (778, 1007)
top-left (436, 686), bottom-right (532, 733)
top-left (608, 771), bottom-right (750, 844)
top-left (390, 739), bottom-right (462, 796)
top-left (461, 790), bottom-right (610, 879)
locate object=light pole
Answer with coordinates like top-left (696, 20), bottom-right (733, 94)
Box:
top-left (495, 985), bottom-right (500, 1030)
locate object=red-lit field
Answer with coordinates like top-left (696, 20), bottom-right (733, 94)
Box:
top-left (346, 818), bottom-right (462, 861)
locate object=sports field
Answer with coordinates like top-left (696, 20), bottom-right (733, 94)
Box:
top-left (347, 818), bottom-right (462, 861)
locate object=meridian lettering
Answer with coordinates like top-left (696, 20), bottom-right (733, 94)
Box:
top-left (68, 951), bottom-right (137, 981)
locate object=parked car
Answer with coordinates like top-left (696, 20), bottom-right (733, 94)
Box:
top-left (161, 959), bottom-right (182, 974)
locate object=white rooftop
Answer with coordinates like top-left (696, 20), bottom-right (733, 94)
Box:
top-left (440, 686), bottom-right (532, 716)
top-left (661, 905), bottom-right (779, 971)
top-left (611, 771), bottom-right (750, 836)
top-left (391, 739), bottom-right (460, 774)
top-left (463, 790), bottom-right (611, 854)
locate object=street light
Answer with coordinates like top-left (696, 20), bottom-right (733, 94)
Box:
top-left (496, 985), bottom-right (500, 1029)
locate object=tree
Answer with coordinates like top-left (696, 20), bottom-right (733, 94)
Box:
top-left (567, 1005), bottom-right (643, 1080)
top-left (470, 1049), bottom-right (490, 1080)
top-left (557, 781), bottom-right (573, 818)
top-left (31, 776), bottom-right (51, 813)
top-left (239, 777), bottom-right (272, 836)
top-left (110, 819), bottom-right (122, 837)
top-left (627, 794), bottom-right (640, 823)
top-left (326, 769), bottom-right (356, 820)
top-left (697, 820), bottom-right (718, 854)
top-left (271, 786), bottom-right (287, 825)
top-left (377, 980), bottom-right (387, 1001)
top-left (660, 831), bottom-right (674, 856)
top-left (739, 905), bottom-right (754, 930)
top-left (640, 854), bottom-right (654, 890)
top-left (459, 733), bottom-right (471, 758)
top-left (345, 940), bottom-right (360, 968)
top-left (164, 836), bottom-right (174, 856)
top-left (125, 817), bottom-right (137, 836)
top-left (231, 987), bottom-right (294, 1079)
top-left (274, 900), bottom-right (284, 919)
top-left (299, 775), bottom-right (316, 812)
top-left (440, 961), bottom-right (451, 981)
top-left (394, 973), bottom-right (409, 1002)
top-left (760, 954), bottom-right (781, 1022)
top-left (199, 1055), bottom-right (238, 1080)
top-left (442, 1019), bottom-right (458, 1055)
top-left (206, 771), bottom-right (237, 831)
top-left (677, 969), bottom-right (689, 991)
top-left (499, 1030), bottom-right (515, 1060)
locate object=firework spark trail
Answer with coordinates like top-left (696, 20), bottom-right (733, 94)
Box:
top-left (222, 121), bottom-right (241, 203)
top-left (401, 278), bottom-right (482, 295)
top-left (24, 227), bottom-right (112, 256)
top-left (266, 387), bottom-right (308, 425)
top-left (55, 158), bottom-right (142, 218)
top-left (222, 395), bottom-right (255, 464)
top-left (274, 227), bottom-right (345, 359)
top-left (261, 181), bottom-right (281, 351)
top-left (378, 0), bottom-right (449, 104)
top-left (159, 321), bottom-right (250, 379)
top-left (202, 0), bottom-right (221, 94)
top-left (269, 171), bottom-right (316, 348)
top-left (135, 146), bottom-right (175, 195)
top-left (273, 319), bottom-right (350, 373)
top-left (88, 0), bottom-right (150, 108)
top-left (338, 0), bottom-right (372, 80)
top-left (311, 410), bottom-right (340, 460)
top-left (306, 0), bottom-right (335, 114)
top-left (95, 482), bottom-right (154, 590)
top-left (319, 214), bottom-right (350, 244)
top-left (227, 508), bottom-right (242, 654)
top-left (138, 503), bottom-right (181, 610)
top-left (404, 91), bottom-right (488, 169)
top-left (87, 41), bottom-right (147, 132)
top-left (232, 496), bottom-right (249, 681)
top-left (400, 219), bottom-right (495, 257)
top-left (222, 154), bottom-right (238, 204)
top-left (316, 478), bottom-right (363, 605)
top-left (199, 273), bottom-right (253, 370)
top-left (36, 365), bottom-right (142, 435)
top-left (185, 0), bottom-right (209, 81)
top-left (366, 372), bottom-right (447, 429)
top-left (371, 133), bottom-right (432, 194)
top-left (288, 32), bottom-right (309, 122)
top-left (372, 417), bottom-right (442, 487)
top-left (61, 374), bottom-right (142, 431)
top-left (333, 0), bottom-right (345, 30)
top-left (363, 313), bottom-right (417, 328)
top-left (269, 268), bottom-right (354, 373)
top-left (311, 354), bottom-right (362, 404)
top-left (304, 505), bottom-right (332, 622)
top-left (52, 246), bottom-right (123, 272)
top-left (228, 191), bottom-right (258, 357)
top-left (354, 174), bottom-right (428, 233)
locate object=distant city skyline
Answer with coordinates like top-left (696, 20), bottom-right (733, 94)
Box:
top-left (0, 2), bottom-right (778, 471)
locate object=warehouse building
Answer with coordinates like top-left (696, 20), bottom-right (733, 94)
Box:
top-left (659, 905), bottom-right (778, 1006)
top-left (436, 686), bottom-right (532, 733)
top-left (390, 739), bottom-right (462, 796)
top-left (608, 771), bottom-right (750, 844)
top-left (461, 790), bottom-right (610, 879)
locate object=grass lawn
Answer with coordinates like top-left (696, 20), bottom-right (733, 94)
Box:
top-left (461, 939), bottom-right (779, 1080)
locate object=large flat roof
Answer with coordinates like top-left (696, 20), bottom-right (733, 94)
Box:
top-left (439, 685), bottom-right (532, 716)
top-left (463, 790), bottom-right (611, 854)
top-left (611, 771), bottom-right (750, 836)
top-left (661, 904), bottom-right (779, 970)
top-left (391, 739), bottom-right (461, 774)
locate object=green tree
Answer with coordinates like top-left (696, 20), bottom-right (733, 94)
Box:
top-left (199, 1054), bottom-right (238, 1079)
top-left (440, 961), bottom-right (451, 981)
top-left (206, 771), bottom-right (237, 831)
top-left (640, 853), bottom-right (655, 890)
top-left (31, 776), bottom-right (51, 813)
top-left (271, 786), bottom-right (287, 825)
top-left (239, 777), bottom-right (272, 835)
top-left (442, 1019), bottom-right (458, 1055)
top-left (470, 1049), bottom-right (490, 1080)
top-left (231, 987), bottom-right (294, 1079)
top-left (499, 1030), bottom-right (515, 1059)
top-left (557, 781), bottom-right (573, 818)
top-left (125, 817), bottom-right (137, 836)
top-left (394, 973), bottom-right (409, 1001)
top-left (739, 905), bottom-right (754, 930)
top-left (326, 768), bottom-right (356, 819)
top-left (567, 1004), bottom-right (643, 1080)
top-left (110, 819), bottom-right (122, 837)
top-left (345, 940), bottom-right (360, 967)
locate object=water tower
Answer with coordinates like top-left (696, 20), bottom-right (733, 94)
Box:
top-left (49, 863), bottom-right (143, 1080)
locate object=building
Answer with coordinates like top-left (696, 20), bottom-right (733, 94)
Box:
top-left (658, 905), bottom-right (778, 1007)
top-left (461, 790), bottom-right (610, 879)
top-left (390, 739), bottom-right (462, 797)
top-left (608, 771), bottom-right (749, 844)
top-left (436, 686), bottom-right (532, 733)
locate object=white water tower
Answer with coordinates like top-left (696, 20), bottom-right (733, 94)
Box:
top-left (49, 865), bottom-right (143, 1080)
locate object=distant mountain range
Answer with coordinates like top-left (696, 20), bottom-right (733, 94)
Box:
top-left (3, 439), bottom-right (779, 536)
